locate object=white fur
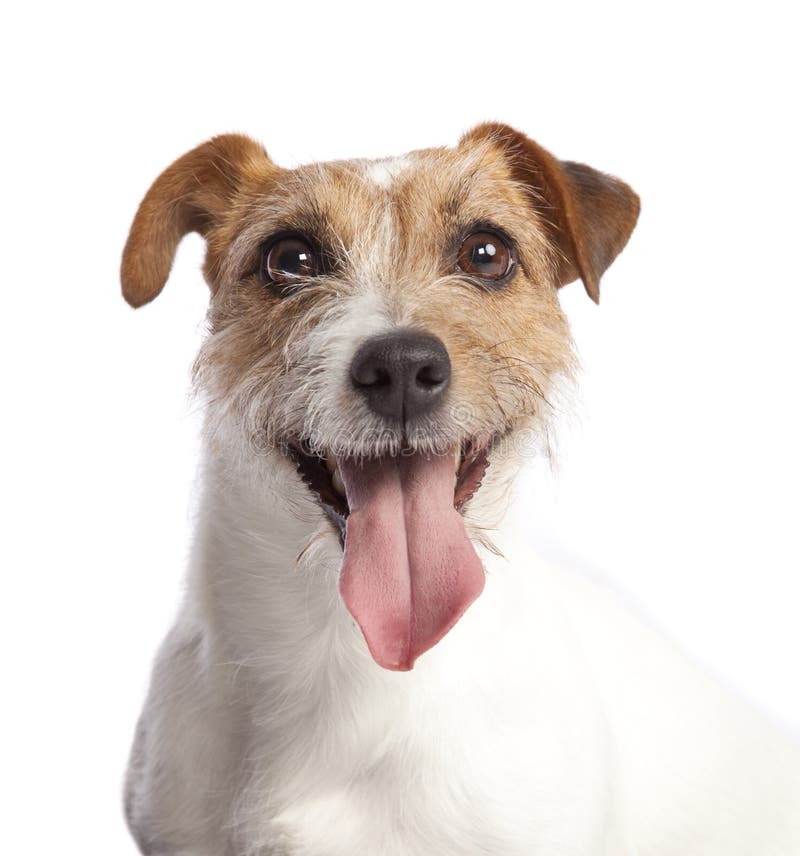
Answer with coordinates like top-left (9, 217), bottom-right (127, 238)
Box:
top-left (126, 417), bottom-right (800, 855)
top-left (362, 156), bottom-right (412, 189)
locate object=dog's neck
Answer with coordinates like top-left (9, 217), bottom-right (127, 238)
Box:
top-left (185, 427), bottom-right (525, 682)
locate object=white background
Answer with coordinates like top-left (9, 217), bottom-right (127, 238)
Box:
top-left (2, 1), bottom-right (798, 853)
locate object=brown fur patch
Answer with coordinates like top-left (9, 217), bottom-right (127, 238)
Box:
top-left (121, 134), bottom-right (277, 308)
top-left (460, 123), bottom-right (640, 303)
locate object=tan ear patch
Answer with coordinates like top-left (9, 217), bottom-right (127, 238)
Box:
top-left (120, 134), bottom-right (274, 308)
top-left (460, 122), bottom-right (640, 303)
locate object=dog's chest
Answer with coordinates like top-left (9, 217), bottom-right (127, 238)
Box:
top-left (252, 726), bottom-right (557, 856)
top-left (234, 604), bottom-right (619, 855)
top-left (250, 709), bottom-right (618, 856)
top-left (260, 761), bottom-right (527, 856)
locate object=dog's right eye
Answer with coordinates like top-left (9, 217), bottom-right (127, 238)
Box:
top-left (456, 230), bottom-right (514, 283)
top-left (261, 236), bottom-right (319, 289)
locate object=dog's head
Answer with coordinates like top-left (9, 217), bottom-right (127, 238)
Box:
top-left (122, 124), bottom-right (638, 670)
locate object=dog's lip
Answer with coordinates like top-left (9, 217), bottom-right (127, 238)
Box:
top-left (286, 437), bottom-right (493, 541)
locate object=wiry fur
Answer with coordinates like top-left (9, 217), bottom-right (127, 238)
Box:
top-left (121, 125), bottom-right (800, 855)
top-left (191, 141), bottom-right (571, 463)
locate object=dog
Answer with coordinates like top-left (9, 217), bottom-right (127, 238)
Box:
top-left (121, 124), bottom-right (800, 855)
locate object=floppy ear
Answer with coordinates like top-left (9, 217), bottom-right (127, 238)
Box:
top-left (121, 134), bottom-right (273, 308)
top-left (460, 122), bottom-right (640, 303)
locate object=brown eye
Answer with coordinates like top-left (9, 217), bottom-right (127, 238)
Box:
top-left (456, 231), bottom-right (514, 282)
top-left (262, 236), bottom-right (318, 287)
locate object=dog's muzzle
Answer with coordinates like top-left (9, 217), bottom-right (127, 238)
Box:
top-left (290, 329), bottom-right (492, 672)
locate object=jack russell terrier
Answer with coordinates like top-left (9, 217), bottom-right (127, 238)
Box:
top-left (121, 124), bottom-right (800, 855)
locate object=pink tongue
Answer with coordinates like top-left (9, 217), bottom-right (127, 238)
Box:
top-left (337, 450), bottom-right (485, 671)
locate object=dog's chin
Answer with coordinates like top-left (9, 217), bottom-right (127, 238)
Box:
top-left (286, 436), bottom-right (494, 543)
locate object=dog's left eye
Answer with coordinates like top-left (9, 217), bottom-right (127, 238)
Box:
top-left (261, 236), bottom-right (319, 287)
top-left (456, 231), bottom-right (514, 282)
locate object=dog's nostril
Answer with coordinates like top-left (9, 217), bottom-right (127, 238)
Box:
top-left (350, 330), bottom-right (451, 423)
top-left (354, 364), bottom-right (392, 389)
top-left (415, 363), bottom-right (447, 389)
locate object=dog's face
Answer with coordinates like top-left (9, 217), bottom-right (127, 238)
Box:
top-left (122, 124), bottom-right (638, 671)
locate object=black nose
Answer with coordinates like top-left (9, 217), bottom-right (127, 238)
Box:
top-left (350, 330), bottom-right (451, 423)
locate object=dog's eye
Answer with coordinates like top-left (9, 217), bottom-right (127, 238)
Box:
top-left (456, 231), bottom-right (514, 282)
top-left (261, 236), bottom-right (319, 287)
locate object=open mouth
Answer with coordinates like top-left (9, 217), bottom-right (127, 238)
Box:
top-left (288, 438), bottom-right (492, 539)
top-left (286, 438), bottom-right (493, 672)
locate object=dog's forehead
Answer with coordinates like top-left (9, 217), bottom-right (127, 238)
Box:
top-left (231, 141), bottom-right (538, 282)
top-left (275, 142), bottom-right (519, 229)
top-left (226, 141), bottom-right (549, 285)
top-left (359, 154), bottom-right (416, 189)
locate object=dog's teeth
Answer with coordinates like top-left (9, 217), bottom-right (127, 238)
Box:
top-left (325, 453), bottom-right (337, 474)
top-left (454, 446), bottom-right (462, 473)
top-left (331, 467), bottom-right (346, 497)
